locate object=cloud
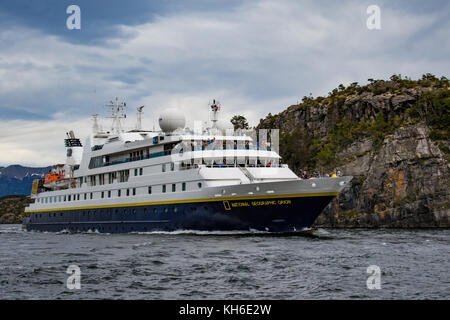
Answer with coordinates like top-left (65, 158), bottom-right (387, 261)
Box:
top-left (0, 0), bottom-right (449, 166)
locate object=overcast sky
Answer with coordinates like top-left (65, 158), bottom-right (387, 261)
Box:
top-left (0, 0), bottom-right (449, 166)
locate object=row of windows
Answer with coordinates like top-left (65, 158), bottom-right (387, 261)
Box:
top-left (79, 163), bottom-right (176, 188)
top-left (162, 163), bottom-right (175, 172)
top-left (31, 205), bottom-right (181, 219)
top-left (37, 182), bottom-right (201, 203)
top-left (37, 193), bottom-right (94, 203)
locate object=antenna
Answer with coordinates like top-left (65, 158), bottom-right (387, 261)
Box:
top-left (92, 114), bottom-right (99, 133)
top-left (136, 105), bottom-right (144, 130)
top-left (105, 97), bottom-right (127, 134)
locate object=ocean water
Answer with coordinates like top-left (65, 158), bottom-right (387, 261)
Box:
top-left (0, 224), bottom-right (448, 299)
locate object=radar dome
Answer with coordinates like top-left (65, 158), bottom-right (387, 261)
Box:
top-left (216, 119), bottom-right (234, 133)
top-left (158, 108), bottom-right (186, 132)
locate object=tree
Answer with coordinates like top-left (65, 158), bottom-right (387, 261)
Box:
top-left (230, 115), bottom-right (249, 130)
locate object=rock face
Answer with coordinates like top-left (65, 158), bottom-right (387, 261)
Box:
top-left (257, 76), bottom-right (449, 227)
top-left (316, 125), bottom-right (449, 227)
top-left (0, 196), bottom-right (33, 224)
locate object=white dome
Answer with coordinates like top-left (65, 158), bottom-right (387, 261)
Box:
top-left (215, 119), bottom-right (233, 133)
top-left (158, 108), bottom-right (186, 132)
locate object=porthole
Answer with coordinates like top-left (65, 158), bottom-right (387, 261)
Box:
top-left (164, 208), bottom-right (168, 213)
top-left (174, 207), bottom-right (178, 213)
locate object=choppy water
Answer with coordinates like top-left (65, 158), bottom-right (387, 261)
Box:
top-left (0, 224), bottom-right (448, 299)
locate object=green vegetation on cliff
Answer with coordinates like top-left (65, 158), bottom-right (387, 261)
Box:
top-left (258, 74), bottom-right (449, 173)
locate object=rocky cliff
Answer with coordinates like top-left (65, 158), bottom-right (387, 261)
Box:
top-left (257, 74), bottom-right (449, 227)
top-left (0, 195), bottom-right (33, 224)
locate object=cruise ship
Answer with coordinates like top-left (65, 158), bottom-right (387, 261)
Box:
top-left (22, 98), bottom-right (352, 233)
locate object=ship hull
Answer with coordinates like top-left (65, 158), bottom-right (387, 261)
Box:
top-left (22, 194), bottom-right (335, 233)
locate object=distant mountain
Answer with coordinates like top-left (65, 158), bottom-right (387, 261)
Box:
top-left (0, 165), bottom-right (53, 197)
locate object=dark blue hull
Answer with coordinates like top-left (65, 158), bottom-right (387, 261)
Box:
top-left (23, 195), bottom-right (335, 233)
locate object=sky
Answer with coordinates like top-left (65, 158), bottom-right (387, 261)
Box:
top-left (0, 0), bottom-right (449, 166)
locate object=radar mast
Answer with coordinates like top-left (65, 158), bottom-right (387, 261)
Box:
top-left (105, 97), bottom-right (127, 134)
top-left (209, 99), bottom-right (221, 128)
top-left (136, 105), bottom-right (144, 131)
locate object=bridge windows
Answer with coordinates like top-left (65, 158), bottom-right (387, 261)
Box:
top-left (118, 170), bottom-right (129, 182)
top-left (90, 175), bottom-right (96, 186)
top-left (98, 174), bottom-right (105, 185)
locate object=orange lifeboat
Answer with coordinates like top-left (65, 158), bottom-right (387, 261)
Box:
top-left (44, 172), bottom-right (63, 184)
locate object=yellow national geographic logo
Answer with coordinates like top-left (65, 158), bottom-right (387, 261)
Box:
top-left (223, 199), bottom-right (292, 210)
top-left (223, 200), bottom-right (231, 211)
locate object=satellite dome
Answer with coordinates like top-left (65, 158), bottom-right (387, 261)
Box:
top-left (216, 119), bottom-right (233, 133)
top-left (158, 108), bottom-right (186, 132)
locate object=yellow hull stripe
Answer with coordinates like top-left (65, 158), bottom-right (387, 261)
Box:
top-left (25, 192), bottom-right (339, 213)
